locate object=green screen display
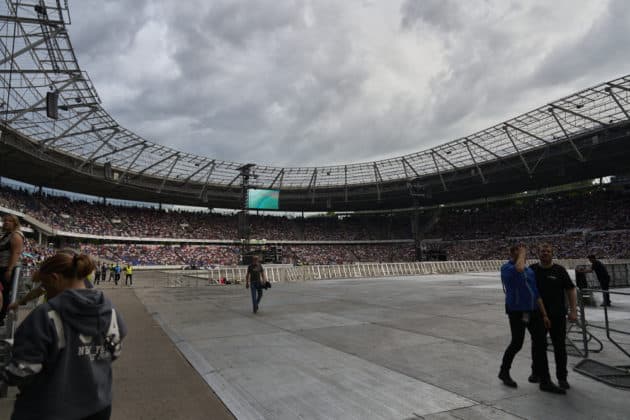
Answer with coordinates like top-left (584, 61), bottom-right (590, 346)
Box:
top-left (248, 189), bottom-right (280, 210)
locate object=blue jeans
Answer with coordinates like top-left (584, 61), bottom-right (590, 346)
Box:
top-left (250, 285), bottom-right (263, 311)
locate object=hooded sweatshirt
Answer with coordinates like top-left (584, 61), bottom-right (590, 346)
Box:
top-left (5, 288), bottom-right (127, 420)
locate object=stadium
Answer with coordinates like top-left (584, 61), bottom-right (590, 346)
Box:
top-left (1, 2), bottom-right (630, 420)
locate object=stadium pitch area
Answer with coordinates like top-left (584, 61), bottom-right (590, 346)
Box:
top-left (134, 272), bottom-right (630, 420)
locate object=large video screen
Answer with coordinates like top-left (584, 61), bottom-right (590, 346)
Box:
top-left (248, 189), bottom-right (280, 210)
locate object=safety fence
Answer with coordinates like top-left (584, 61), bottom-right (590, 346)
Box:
top-left (0, 264), bottom-right (30, 398)
top-left (159, 259), bottom-right (630, 288)
top-left (573, 288), bottom-right (630, 389)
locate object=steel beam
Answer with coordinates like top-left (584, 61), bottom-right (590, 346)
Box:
top-left (199, 161), bottom-right (217, 199)
top-left (0, 69), bottom-right (80, 74)
top-left (401, 156), bottom-right (420, 178)
top-left (464, 141), bottom-right (486, 184)
top-left (605, 87), bottom-right (630, 120)
top-left (76, 129), bottom-right (118, 171)
top-left (88, 139), bottom-right (145, 166)
top-left (344, 166), bottom-right (348, 202)
top-left (504, 122), bottom-right (550, 145)
top-left (158, 154), bottom-right (180, 193)
top-left (466, 138), bottom-right (502, 160)
top-left (0, 27), bottom-right (64, 66)
top-left (374, 163), bottom-right (382, 201)
top-left (0, 15), bottom-right (64, 26)
top-left (268, 168), bottom-right (285, 189)
top-left (504, 126), bottom-right (532, 175)
top-left (432, 150), bottom-right (457, 170)
top-left (181, 160), bottom-right (213, 186)
top-left (606, 82), bottom-right (630, 93)
top-left (309, 168), bottom-right (317, 204)
top-left (431, 152), bottom-right (447, 191)
top-left (548, 108), bottom-right (586, 162)
top-left (549, 104), bottom-right (608, 127)
top-left (2, 102), bottom-right (99, 115)
top-left (40, 108), bottom-right (96, 147)
top-left (132, 151), bottom-right (179, 179)
top-left (117, 145), bottom-right (148, 184)
top-left (45, 124), bottom-right (117, 141)
top-left (8, 75), bottom-right (83, 123)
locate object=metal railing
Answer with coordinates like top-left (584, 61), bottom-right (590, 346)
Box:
top-left (159, 260), bottom-right (508, 288)
top-left (577, 289), bottom-right (630, 359)
top-left (0, 264), bottom-right (26, 398)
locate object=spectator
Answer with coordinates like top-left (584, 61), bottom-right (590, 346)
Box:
top-left (1, 252), bottom-right (127, 420)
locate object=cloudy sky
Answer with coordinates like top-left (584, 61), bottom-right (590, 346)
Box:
top-left (67, 0), bottom-right (630, 167)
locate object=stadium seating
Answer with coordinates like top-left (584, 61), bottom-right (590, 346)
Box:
top-left (2, 184), bottom-right (629, 265)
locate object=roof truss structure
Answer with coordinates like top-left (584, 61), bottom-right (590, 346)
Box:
top-left (0, 2), bottom-right (629, 193)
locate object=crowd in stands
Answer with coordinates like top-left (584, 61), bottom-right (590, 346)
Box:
top-left (427, 190), bottom-right (630, 240)
top-left (0, 185), bottom-right (409, 240)
top-left (2, 183), bottom-right (630, 265)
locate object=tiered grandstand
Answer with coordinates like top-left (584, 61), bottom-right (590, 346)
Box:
top-left (1, 181), bottom-right (629, 266)
top-left (0, 2), bottom-right (629, 267)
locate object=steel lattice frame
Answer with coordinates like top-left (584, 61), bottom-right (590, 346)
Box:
top-left (1, 1), bottom-right (630, 193)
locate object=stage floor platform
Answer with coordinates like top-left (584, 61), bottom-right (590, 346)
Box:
top-left (134, 273), bottom-right (630, 420)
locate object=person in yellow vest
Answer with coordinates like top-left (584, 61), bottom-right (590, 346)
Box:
top-left (124, 263), bottom-right (133, 286)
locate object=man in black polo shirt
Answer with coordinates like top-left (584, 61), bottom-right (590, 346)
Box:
top-left (529, 243), bottom-right (577, 390)
top-left (579, 255), bottom-right (612, 306)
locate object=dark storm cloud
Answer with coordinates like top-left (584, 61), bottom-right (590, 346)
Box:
top-left (66, 1), bottom-right (630, 167)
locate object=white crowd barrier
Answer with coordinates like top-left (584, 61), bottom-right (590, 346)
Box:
top-left (158, 259), bottom-right (630, 288)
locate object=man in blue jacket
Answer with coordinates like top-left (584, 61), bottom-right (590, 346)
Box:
top-left (498, 244), bottom-right (565, 394)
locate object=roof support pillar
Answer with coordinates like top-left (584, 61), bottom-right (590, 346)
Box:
top-left (373, 163), bottom-right (382, 201)
top-left (504, 126), bottom-right (532, 175)
top-left (158, 154), bottom-right (180, 193)
top-left (117, 145), bottom-right (148, 184)
top-left (431, 152), bottom-right (447, 191)
top-left (548, 108), bottom-right (586, 162)
top-left (605, 86), bottom-right (630, 120)
top-left (199, 161), bottom-right (217, 199)
top-left (464, 141), bottom-right (486, 184)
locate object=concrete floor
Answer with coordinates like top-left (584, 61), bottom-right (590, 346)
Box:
top-left (135, 273), bottom-right (630, 420)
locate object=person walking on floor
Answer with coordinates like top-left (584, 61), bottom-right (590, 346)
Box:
top-left (498, 244), bottom-right (565, 394)
top-left (528, 243), bottom-right (578, 390)
top-left (246, 255), bottom-right (267, 314)
top-left (578, 255), bottom-right (612, 306)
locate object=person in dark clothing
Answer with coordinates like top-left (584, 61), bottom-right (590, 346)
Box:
top-left (114, 263), bottom-right (121, 285)
top-left (498, 245), bottom-right (565, 394)
top-left (101, 263), bottom-right (108, 284)
top-left (579, 255), bottom-right (611, 306)
top-left (246, 255), bottom-right (267, 313)
top-left (1, 252), bottom-right (127, 420)
top-left (529, 243), bottom-right (578, 390)
top-left (0, 214), bottom-right (24, 325)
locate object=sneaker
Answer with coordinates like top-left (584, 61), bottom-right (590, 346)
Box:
top-left (558, 379), bottom-right (570, 390)
top-left (528, 373), bottom-right (540, 383)
top-left (540, 381), bottom-right (566, 394)
top-left (498, 371), bottom-right (517, 388)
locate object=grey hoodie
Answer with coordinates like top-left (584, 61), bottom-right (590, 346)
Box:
top-left (5, 288), bottom-right (127, 420)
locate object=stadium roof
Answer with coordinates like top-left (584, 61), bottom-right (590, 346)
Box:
top-left (1, 2), bottom-right (630, 211)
